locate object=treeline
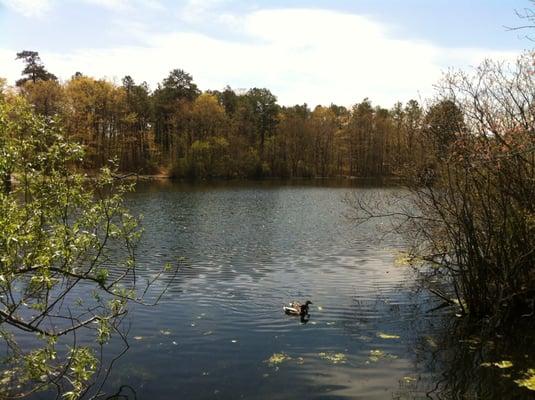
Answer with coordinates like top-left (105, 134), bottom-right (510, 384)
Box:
top-left (8, 50), bottom-right (455, 179)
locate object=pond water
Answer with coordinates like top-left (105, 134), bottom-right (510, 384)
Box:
top-left (29, 180), bottom-right (535, 399)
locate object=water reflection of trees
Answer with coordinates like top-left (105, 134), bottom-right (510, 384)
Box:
top-left (403, 316), bottom-right (535, 400)
top-left (342, 278), bottom-right (534, 400)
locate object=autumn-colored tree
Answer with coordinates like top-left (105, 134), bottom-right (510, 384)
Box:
top-left (19, 80), bottom-right (64, 117)
top-left (10, 50), bottom-right (431, 180)
top-left (120, 76), bottom-right (154, 172)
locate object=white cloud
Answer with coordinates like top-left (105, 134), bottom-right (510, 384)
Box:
top-left (179, 0), bottom-right (228, 23)
top-left (0, 8), bottom-right (521, 106)
top-left (81, 0), bottom-right (163, 11)
top-left (0, 0), bottom-right (51, 17)
top-left (82, 0), bottom-right (128, 10)
top-left (0, 49), bottom-right (22, 79)
top-left (0, 0), bottom-right (163, 16)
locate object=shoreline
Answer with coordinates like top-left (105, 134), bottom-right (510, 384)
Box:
top-left (121, 173), bottom-right (405, 183)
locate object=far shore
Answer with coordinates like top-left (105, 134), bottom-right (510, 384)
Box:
top-left (7, 171), bottom-right (406, 187)
top-left (114, 173), bottom-right (407, 187)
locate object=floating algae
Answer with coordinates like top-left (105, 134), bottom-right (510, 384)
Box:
top-left (318, 352), bottom-right (347, 364)
top-left (494, 361), bottom-right (513, 369)
top-left (367, 349), bottom-right (398, 363)
top-left (368, 349), bottom-right (386, 362)
top-left (424, 336), bottom-right (438, 348)
top-left (515, 369), bottom-right (535, 391)
top-left (394, 252), bottom-right (413, 266)
top-left (394, 251), bottom-right (423, 267)
top-left (266, 352), bottom-right (291, 366)
top-left (377, 332), bottom-right (400, 339)
top-left (481, 361), bottom-right (513, 369)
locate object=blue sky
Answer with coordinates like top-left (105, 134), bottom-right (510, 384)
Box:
top-left (0, 0), bottom-right (531, 106)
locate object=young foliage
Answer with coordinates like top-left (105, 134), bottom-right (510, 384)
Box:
top-left (0, 96), bottom-right (176, 398)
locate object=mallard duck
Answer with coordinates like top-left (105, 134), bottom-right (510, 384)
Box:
top-left (283, 300), bottom-right (312, 316)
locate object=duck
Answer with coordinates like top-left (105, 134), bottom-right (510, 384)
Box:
top-left (283, 300), bottom-right (313, 316)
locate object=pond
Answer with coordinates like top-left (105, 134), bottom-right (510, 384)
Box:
top-left (36, 181), bottom-right (535, 399)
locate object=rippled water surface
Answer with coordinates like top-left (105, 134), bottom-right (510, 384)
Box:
top-left (83, 181), bottom-right (533, 399)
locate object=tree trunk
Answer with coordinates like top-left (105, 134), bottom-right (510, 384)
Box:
top-left (2, 171), bottom-right (12, 194)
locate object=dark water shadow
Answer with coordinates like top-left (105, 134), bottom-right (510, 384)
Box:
top-left (397, 311), bottom-right (535, 400)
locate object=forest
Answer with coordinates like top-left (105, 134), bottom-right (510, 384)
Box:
top-left (7, 50), bottom-right (453, 180)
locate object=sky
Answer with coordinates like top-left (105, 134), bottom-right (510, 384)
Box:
top-left (0, 0), bottom-right (532, 106)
